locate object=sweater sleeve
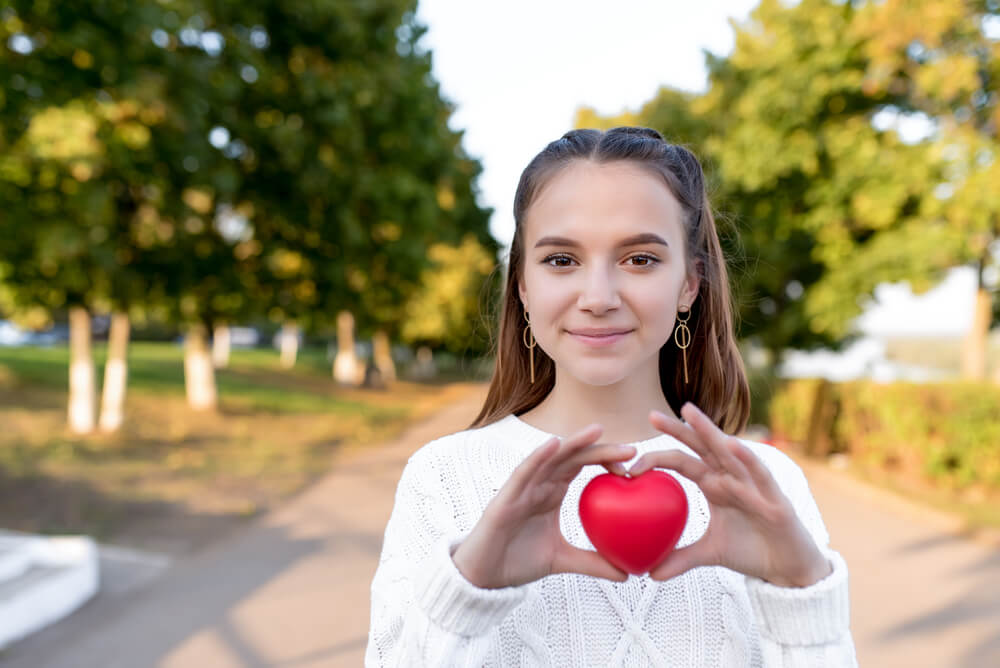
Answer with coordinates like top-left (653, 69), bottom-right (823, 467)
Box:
top-left (743, 451), bottom-right (859, 667)
top-left (365, 445), bottom-right (529, 667)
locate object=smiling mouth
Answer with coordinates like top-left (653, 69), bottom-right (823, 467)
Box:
top-left (567, 329), bottom-right (634, 337)
top-left (567, 330), bottom-right (634, 346)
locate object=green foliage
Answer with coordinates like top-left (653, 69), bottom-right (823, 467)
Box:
top-left (770, 378), bottom-right (1000, 491)
top-left (400, 234), bottom-right (500, 355)
top-left (0, 0), bottom-right (497, 342)
top-left (582, 0), bottom-right (1000, 364)
top-left (768, 377), bottom-right (826, 446)
top-left (744, 354), bottom-right (782, 427)
top-left (698, 0), bottom-right (957, 345)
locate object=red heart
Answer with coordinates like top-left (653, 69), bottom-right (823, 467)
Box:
top-left (579, 470), bottom-right (689, 575)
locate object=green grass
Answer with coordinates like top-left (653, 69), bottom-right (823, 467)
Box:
top-left (0, 342), bottom-right (480, 552)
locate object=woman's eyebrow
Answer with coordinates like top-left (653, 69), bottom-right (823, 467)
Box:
top-left (533, 233), bottom-right (669, 249)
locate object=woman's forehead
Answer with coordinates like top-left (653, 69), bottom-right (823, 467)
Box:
top-left (523, 161), bottom-right (682, 238)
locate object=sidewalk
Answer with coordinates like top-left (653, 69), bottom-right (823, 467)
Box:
top-left (796, 455), bottom-right (1000, 667)
top-left (4, 384), bottom-right (998, 667)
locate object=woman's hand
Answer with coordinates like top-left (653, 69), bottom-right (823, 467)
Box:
top-left (630, 403), bottom-right (832, 588)
top-left (452, 423), bottom-right (637, 589)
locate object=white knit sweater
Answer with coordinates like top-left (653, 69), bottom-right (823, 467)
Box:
top-left (366, 414), bottom-right (858, 667)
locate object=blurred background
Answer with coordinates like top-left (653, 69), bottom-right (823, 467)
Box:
top-left (0, 0), bottom-right (998, 665)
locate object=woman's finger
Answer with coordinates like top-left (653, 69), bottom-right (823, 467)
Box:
top-left (506, 436), bottom-right (561, 495)
top-left (680, 403), bottom-right (752, 481)
top-left (732, 441), bottom-right (783, 498)
top-left (627, 449), bottom-right (708, 482)
top-left (552, 542), bottom-right (629, 582)
top-left (604, 461), bottom-right (629, 477)
top-left (535, 423), bottom-right (603, 480)
top-left (648, 539), bottom-right (714, 581)
top-left (554, 442), bottom-right (637, 480)
top-left (648, 410), bottom-right (721, 470)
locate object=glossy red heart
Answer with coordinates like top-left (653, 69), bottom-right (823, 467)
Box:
top-left (579, 470), bottom-right (689, 575)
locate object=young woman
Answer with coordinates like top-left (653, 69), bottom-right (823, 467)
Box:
top-left (366, 127), bottom-right (858, 666)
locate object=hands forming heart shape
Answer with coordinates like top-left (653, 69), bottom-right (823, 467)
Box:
top-left (451, 402), bottom-right (832, 590)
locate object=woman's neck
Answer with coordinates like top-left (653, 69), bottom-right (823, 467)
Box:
top-left (517, 372), bottom-right (679, 445)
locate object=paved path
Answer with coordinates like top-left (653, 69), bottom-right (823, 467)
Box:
top-left (798, 456), bottom-right (1000, 667)
top-left (4, 383), bottom-right (999, 667)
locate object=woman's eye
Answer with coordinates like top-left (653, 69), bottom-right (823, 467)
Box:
top-left (543, 254), bottom-right (575, 267)
top-left (627, 254), bottom-right (659, 267)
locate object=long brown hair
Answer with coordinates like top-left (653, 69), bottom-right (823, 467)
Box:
top-left (469, 127), bottom-right (749, 434)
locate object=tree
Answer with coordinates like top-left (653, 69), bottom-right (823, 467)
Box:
top-left (1, 0), bottom-right (498, 422)
top-left (855, 0), bottom-right (1000, 379)
top-left (165, 1), bottom-right (497, 385)
top-left (0, 0), bottom-right (242, 422)
top-left (400, 234), bottom-right (499, 355)
top-left (701, 0), bottom-right (961, 354)
top-left (0, 93), bottom-right (173, 431)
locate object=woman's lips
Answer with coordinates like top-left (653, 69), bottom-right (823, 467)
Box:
top-left (568, 330), bottom-right (632, 347)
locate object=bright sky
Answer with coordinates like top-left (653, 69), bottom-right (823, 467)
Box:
top-left (412, 0), bottom-right (982, 340)
top-left (413, 0), bottom-right (760, 249)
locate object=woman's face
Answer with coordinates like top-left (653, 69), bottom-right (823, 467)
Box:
top-left (518, 159), bottom-right (699, 388)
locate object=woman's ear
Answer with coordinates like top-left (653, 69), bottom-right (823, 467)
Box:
top-left (681, 269), bottom-right (700, 310)
top-left (518, 278), bottom-right (528, 312)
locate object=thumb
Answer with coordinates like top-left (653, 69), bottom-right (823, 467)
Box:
top-left (648, 541), bottom-right (713, 582)
top-left (553, 543), bottom-right (629, 582)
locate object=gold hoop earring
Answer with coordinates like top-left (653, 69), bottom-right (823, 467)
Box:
top-left (674, 308), bottom-right (692, 384)
top-left (522, 310), bottom-right (536, 384)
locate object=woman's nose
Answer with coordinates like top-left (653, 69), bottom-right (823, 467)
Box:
top-left (576, 265), bottom-right (622, 313)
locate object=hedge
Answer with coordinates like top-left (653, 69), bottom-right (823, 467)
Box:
top-left (769, 378), bottom-right (1000, 492)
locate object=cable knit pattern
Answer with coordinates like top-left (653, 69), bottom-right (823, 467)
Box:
top-left (366, 414), bottom-right (859, 667)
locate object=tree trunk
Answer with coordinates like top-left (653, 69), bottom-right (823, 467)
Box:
top-left (279, 322), bottom-right (299, 369)
top-left (333, 310), bottom-right (362, 385)
top-left (373, 329), bottom-right (396, 383)
top-left (960, 258), bottom-right (992, 380)
top-left (212, 323), bottom-right (231, 369)
top-left (805, 379), bottom-right (837, 457)
top-left (98, 311), bottom-right (130, 432)
top-left (412, 345), bottom-right (437, 380)
top-left (67, 306), bottom-right (96, 434)
top-left (185, 323), bottom-right (218, 410)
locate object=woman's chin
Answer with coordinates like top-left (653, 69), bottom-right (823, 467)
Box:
top-left (562, 366), bottom-right (632, 388)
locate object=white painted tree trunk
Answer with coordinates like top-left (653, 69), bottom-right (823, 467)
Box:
top-left (98, 311), bottom-right (130, 432)
top-left (185, 324), bottom-right (218, 410)
top-left (333, 310), bottom-right (362, 385)
top-left (212, 323), bottom-right (231, 369)
top-left (373, 329), bottom-right (396, 383)
top-left (67, 306), bottom-right (96, 434)
top-left (412, 345), bottom-right (437, 380)
top-left (279, 322), bottom-right (299, 369)
top-left (960, 271), bottom-right (992, 380)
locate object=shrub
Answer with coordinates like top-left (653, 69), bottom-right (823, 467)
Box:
top-left (769, 378), bottom-right (1000, 491)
